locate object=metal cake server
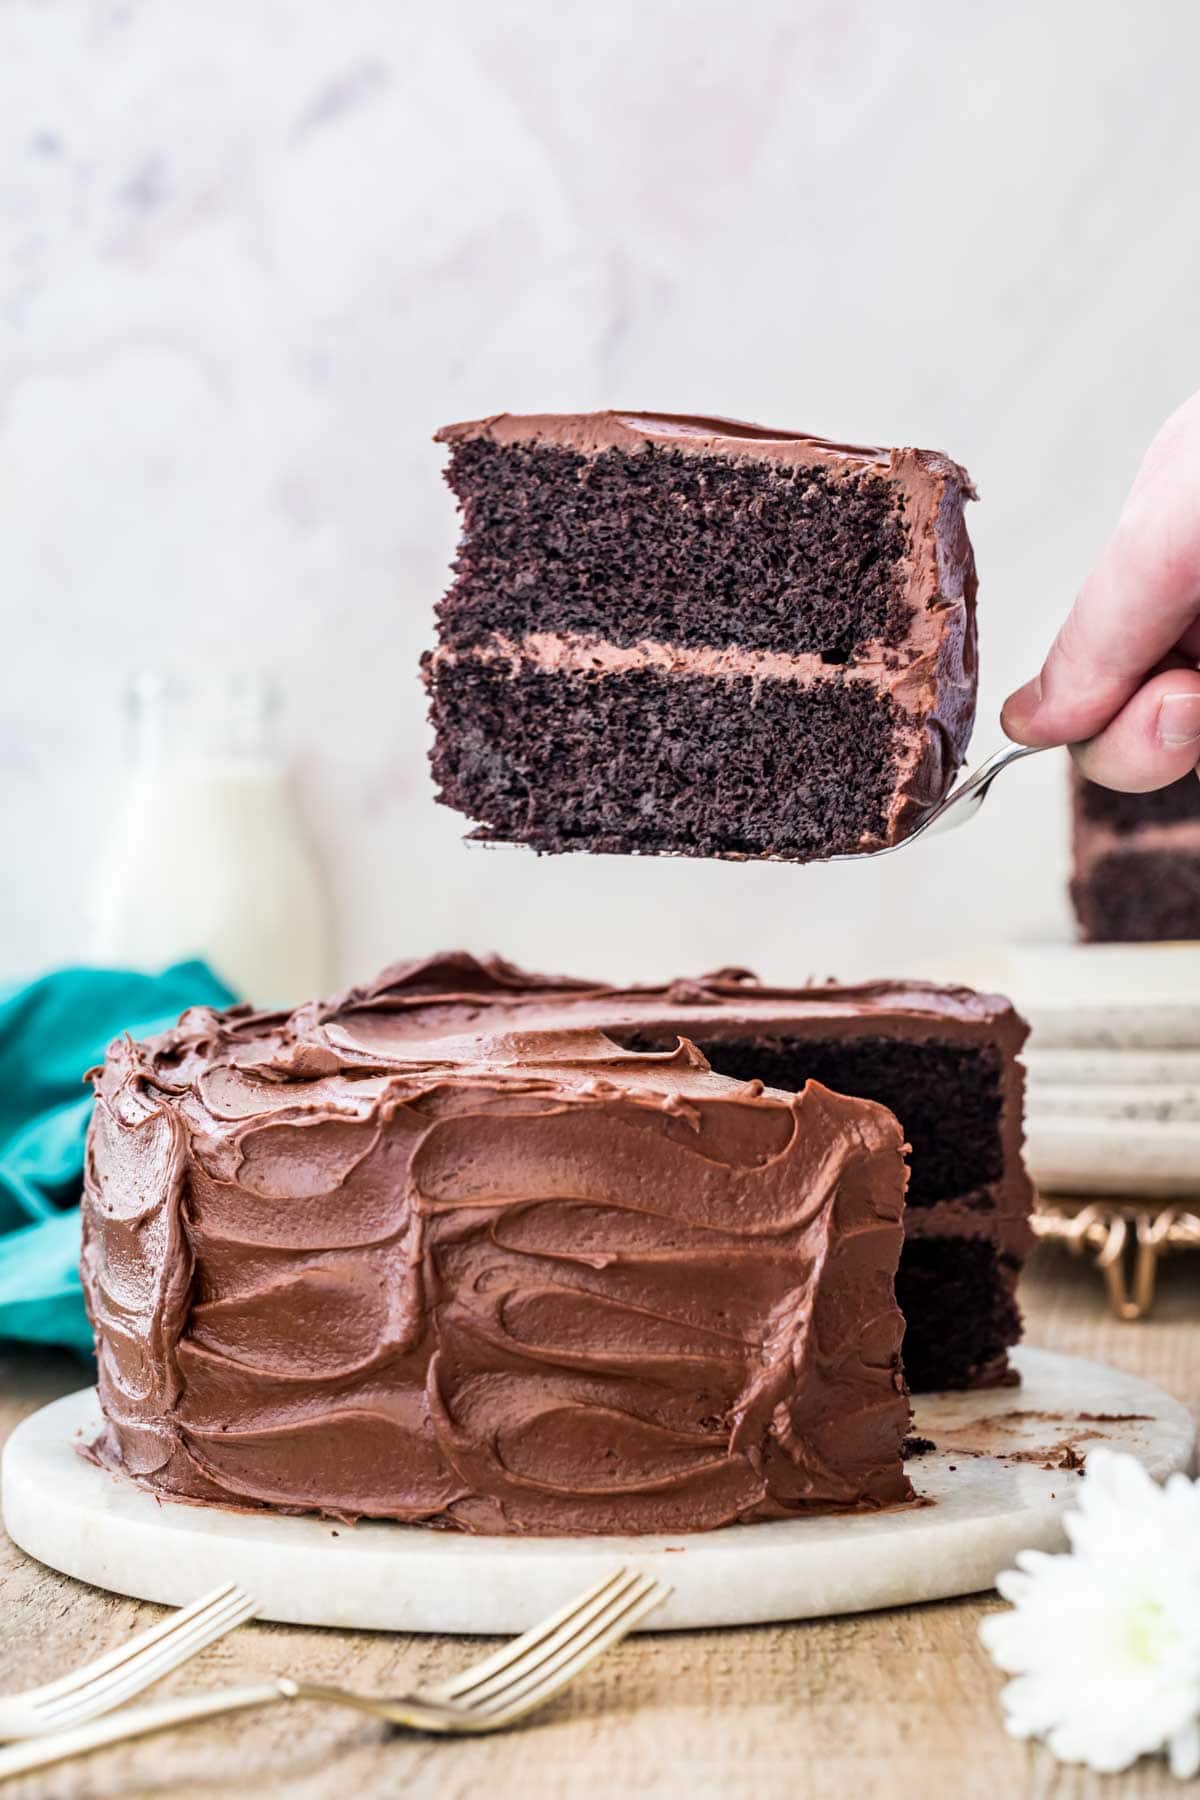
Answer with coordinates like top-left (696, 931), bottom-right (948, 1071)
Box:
top-left (859, 741), bottom-right (1046, 856)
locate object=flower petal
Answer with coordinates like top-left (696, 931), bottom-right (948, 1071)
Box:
top-left (1168, 1720), bottom-right (1200, 1780)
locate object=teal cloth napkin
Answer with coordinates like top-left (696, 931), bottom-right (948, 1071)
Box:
top-left (0, 962), bottom-right (236, 1355)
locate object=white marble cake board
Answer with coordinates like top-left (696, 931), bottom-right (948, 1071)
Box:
top-left (2, 1350), bottom-right (1193, 1635)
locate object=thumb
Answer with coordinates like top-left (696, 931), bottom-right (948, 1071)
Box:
top-left (1003, 393), bottom-right (1200, 749)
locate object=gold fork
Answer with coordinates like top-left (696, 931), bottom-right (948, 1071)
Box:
top-left (0, 1582), bottom-right (257, 1740)
top-left (0, 1567), bottom-right (669, 1782)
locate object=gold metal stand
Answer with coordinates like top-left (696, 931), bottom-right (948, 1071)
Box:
top-left (1032, 1199), bottom-right (1200, 1320)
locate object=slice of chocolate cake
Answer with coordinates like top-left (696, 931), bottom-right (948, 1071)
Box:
top-left (1072, 765), bottom-right (1200, 941)
top-left (423, 412), bottom-right (978, 862)
top-left (327, 954), bottom-right (1034, 1391)
top-left (83, 1007), bottom-right (912, 1534)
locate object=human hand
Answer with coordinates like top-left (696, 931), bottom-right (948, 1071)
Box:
top-left (1001, 389), bottom-right (1200, 791)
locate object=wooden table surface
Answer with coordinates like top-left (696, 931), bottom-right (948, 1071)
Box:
top-left (1, 1244), bottom-right (1197, 1800)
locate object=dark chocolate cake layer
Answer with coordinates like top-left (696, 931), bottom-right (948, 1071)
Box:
top-left (1072, 850), bottom-right (1200, 941)
top-left (83, 1000), bottom-right (913, 1534)
top-left (892, 1239), bottom-right (1022, 1395)
top-left (436, 431), bottom-right (913, 658)
top-left (310, 954), bottom-right (1034, 1392)
top-left (1071, 766), bottom-right (1200, 941)
top-left (428, 659), bottom-right (905, 858)
top-left (424, 411), bottom-right (979, 862)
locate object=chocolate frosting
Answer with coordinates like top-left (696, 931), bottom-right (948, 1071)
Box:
top-left (434, 411), bottom-right (976, 492)
top-left (82, 982), bottom-right (913, 1534)
top-left (432, 412), bottom-right (979, 852)
top-left (303, 954), bottom-right (1032, 1261)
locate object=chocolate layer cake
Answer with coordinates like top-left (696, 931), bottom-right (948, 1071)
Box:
top-left (423, 412), bottom-right (978, 861)
top-left (1072, 765), bottom-right (1200, 941)
top-left (327, 954), bottom-right (1034, 1391)
top-left (83, 1001), bottom-right (912, 1533)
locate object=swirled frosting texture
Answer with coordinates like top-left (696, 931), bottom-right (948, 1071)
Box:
top-left (82, 994), bottom-right (913, 1533)
top-left (297, 953), bottom-right (1032, 1258)
top-left (320, 956), bottom-right (1031, 1393)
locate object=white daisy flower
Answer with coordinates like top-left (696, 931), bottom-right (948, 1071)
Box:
top-left (980, 1448), bottom-right (1200, 1778)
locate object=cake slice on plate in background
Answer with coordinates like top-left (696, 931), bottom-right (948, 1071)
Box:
top-left (422, 411), bottom-right (978, 863)
top-left (1071, 764), bottom-right (1200, 941)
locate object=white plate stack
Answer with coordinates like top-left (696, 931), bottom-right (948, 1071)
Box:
top-left (937, 944), bottom-right (1200, 1201)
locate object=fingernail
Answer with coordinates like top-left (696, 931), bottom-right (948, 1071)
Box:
top-left (1157, 693), bottom-right (1200, 747)
top-left (1001, 675), bottom-right (1043, 738)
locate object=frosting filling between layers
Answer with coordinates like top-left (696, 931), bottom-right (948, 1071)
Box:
top-left (1074, 819), bottom-right (1200, 858)
top-left (428, 629), bottom-right (950, 693)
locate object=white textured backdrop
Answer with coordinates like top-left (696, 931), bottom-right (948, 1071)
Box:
top-left (3, 0), bottom-right (1199, 990)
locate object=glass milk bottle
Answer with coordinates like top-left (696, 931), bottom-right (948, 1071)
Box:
top-left (88, 672), bottom-right (333, 1008)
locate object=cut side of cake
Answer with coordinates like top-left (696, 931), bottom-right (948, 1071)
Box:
top-left (324, 955), bottom-right (1034, 1391)
top-left (1072, 766), bottom-right (1200, 941)
top-left (423, 412), bottom-right (979, 862)
top-left (82, 1000), bottom-right (913, 1534)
